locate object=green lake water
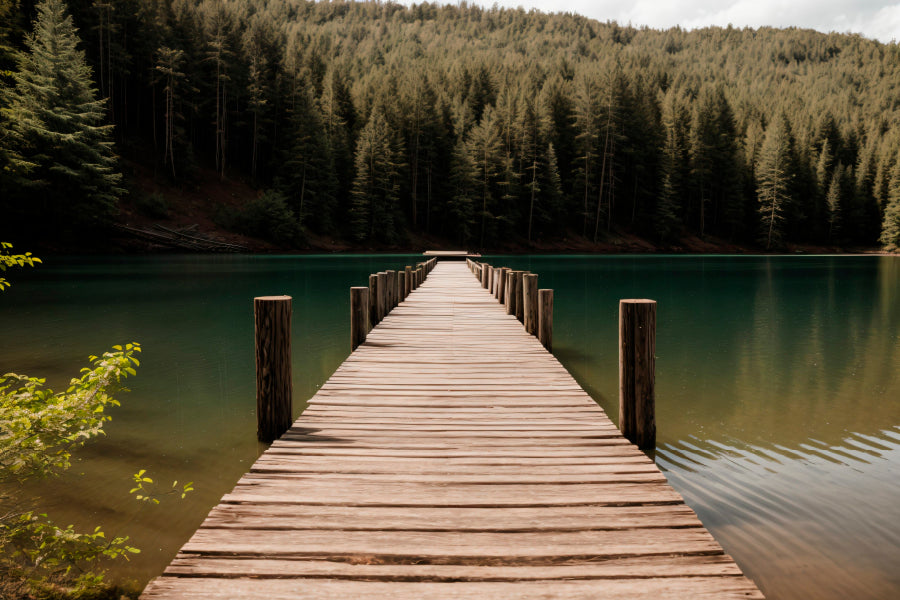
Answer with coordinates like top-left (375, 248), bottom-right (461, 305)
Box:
top-left (1, 254), bottom-right (898, 599)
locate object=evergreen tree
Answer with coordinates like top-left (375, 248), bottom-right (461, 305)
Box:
top-left (756, 116), bottom-right (793, 250)
top-left (2, 0), bottom-right (122, 236)
top-left (350, 105), bottom-right (402, 242)
top-left (282, 82), bottom-right (335, 233)
top-left (879, 154), bottom-right (900, 249)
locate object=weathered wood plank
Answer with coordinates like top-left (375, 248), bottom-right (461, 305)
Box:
top-left (142, 577), bottom-right (765, 599)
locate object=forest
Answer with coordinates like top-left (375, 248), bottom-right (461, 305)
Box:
top-left (1, 0), bottom-right (899, 251)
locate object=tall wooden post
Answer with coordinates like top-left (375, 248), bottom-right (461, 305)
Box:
top-left (538, 289), bottom-right (553, 351)
top-left (505, 271), bottom-right (516, 315)
top-left (417, 265), bottom-right (424, 286)
top-left (405, 266), bottom-right (412, 297)
top-left (368, 274), bottom-right (378, 329)
top-left (376, 272), bottom-right (387, 322)
top-left (514, 271), bottom-right (526, 322)
top-left (523, 274), bottom-right (538, 335)
top-left (619, 299), bottom-right (656, 450)
top-left (350, 287), bottom-right (368, 351)
top-left (395, 271), bottom-right (403, 306)
top-left (386, 270), bottom-right (396, 310)
top-left (254, 296), bottom-right (292, 443)
top-left (498, 267), bottom-right (508, 303)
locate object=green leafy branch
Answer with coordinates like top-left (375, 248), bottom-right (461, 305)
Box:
top-left (129, 469), bottom-right (194, 504)
top-left (0, 242), bottom-right (42, 291)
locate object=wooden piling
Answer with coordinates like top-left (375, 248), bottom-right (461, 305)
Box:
top-left (405, 266), bottom-right (412, 297)
top-left (498, 267), bottom-right (508, 303)
top-left (376, 272), bottom-right (387, 322)
top-left (539, 289), bottom-right (553, 351)
top-left (504, 271), bottom-right (516, 315)
top-left (350, 287), bottom-right (368, 351)
top-left (254, 295), bottom-right (292, 443)
top-left (368, 274), bottom-right (378, 329)
top-left (514, 271), bottom-right (526, 322)
top-left (386, 270), bottom-right (396, 310)
top-left (395, 270), bottom-right (403, 305)
top-left (523, 274), bottom-right (538, 335)
top-left (619, 299), bottom-right (657, 450)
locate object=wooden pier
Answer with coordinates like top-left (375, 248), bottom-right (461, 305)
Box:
top-left (141, 260), bottom-right (764, 599)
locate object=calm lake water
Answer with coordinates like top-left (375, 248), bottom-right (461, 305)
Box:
top-left (1, 254), bottom-right (898, 599)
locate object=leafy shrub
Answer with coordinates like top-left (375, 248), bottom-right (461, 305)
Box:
top-left (215, 190), bottom-right (304, 247)
top-left (134, 192), bottom-right (169, 219)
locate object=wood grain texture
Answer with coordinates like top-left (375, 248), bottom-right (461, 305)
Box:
top-left (144, 263), bottom-right (762, 599)
top-left (619, 299), bottom-right (657, 449)
top-left (254, 296), bottom-right (292, 443)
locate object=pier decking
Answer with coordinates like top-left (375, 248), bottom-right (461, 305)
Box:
top-left (141, 261), bottom-right (764, 599)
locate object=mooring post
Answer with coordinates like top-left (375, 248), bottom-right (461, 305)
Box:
top-left (497, 267), bottom-right (508, 303)
top-left (386, 270), bottom-right (396, 310)
top-left (417, 265), bottom-right (424, 285)
top-left (350, 287), bottom-right (368, 351)
top-left (395, 270), bottom-right (403, 306)
top-left (515, 271), bottom-right (527, 323)
top-left (405, 266), bottom-right (412, 298)
top-left (505, 271), bottom-right (515, 315)
top-left (619, 299), bottom-right (657, 450)
top-left (376, 272), bottom-right (387, 322)
top-left (368, 274), bottom-right (378, 329)
top-left (254, 295), bottom-right (293, 443)
top-left (482, 265), bottom-right (490, 288)
top-left (523, 274), bottom-right (539, 335)
top-left (538, 289), bottom-right (553, 351)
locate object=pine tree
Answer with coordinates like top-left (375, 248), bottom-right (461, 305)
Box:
top-left (825, 162), bottom-right (843, 242)
top-left (756, 116), bottom-right (793, 250)
top-left (2, 0), bottom-right (122, 236)
top-left (350, 105), bottom-right (402, 242)
top-left (468, 106), bottom-right (502, 248)
top-left (879, 154), bottom-right (900, 249)
top-left (282, 82), bottom-right (335, 233)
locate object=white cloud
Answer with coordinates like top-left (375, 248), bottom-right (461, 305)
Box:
top-left (437, 0), bottom-right (900, 42)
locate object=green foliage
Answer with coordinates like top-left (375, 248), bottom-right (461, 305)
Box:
top-left (0, 343), bottom-right (142, 595)
top-left (0, 242), bottom-right (42, 291)
top-left (4, 0), bottom-right (900, 249)
top-left (879, 155), bottom-right (900, 250)
top-left (1, 0), bottom-right (123, 238)
top-left (133, 192), bottom-right (170, 219)
top-left (756, 116), bottom-right (793, 250)
top-left (0, 343), bottom-right (141, 483)
top-left (129, 469), bottom-right (194, 504)
top-left (216, 190), bottom-right (303, 247)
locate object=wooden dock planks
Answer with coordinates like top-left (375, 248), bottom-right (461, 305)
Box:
top-left (141, 261), bottom-right (764, 599)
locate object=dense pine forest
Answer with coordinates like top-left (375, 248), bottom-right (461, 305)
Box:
top-left (1, 0), bottom-right (900, 251)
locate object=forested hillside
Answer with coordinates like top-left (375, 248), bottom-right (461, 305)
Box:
top-left (2, 0), bottom-right (899, 251)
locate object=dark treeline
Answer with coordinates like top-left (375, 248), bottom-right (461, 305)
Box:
top-left (2, 0), bottom-right (900, 250)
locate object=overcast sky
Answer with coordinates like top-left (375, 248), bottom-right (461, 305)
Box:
top-left (448, 0), bottom-right (900, 43)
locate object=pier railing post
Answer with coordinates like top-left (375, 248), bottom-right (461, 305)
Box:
top-left (376, 272), bottom-right (387, 322)
top-left (386, 270), bottom-right (396, 310)
top-left (523, 274), bottom-right (538, 335)
top-left (254, 295), bottom-right (293, 443)
top-left (619, 299), bottom-right (656, 450)
top-left (405, 266), bottom-right (412, 298)
top-left (538, 289), bottom-right (553, 351)
top-left (498, 267), bottom-right (508, 303)
top-left (515, 271), bottom-right (526, 322)
top-left (368, 274), bottom-right (378, 329)
top-left (350, 287), bottom-right (368, 351)
top-left (505, 271), bottom-right (516, 315)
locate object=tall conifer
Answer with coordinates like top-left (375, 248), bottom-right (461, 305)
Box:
top-left (3, 0), bottom-right (122, 234)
